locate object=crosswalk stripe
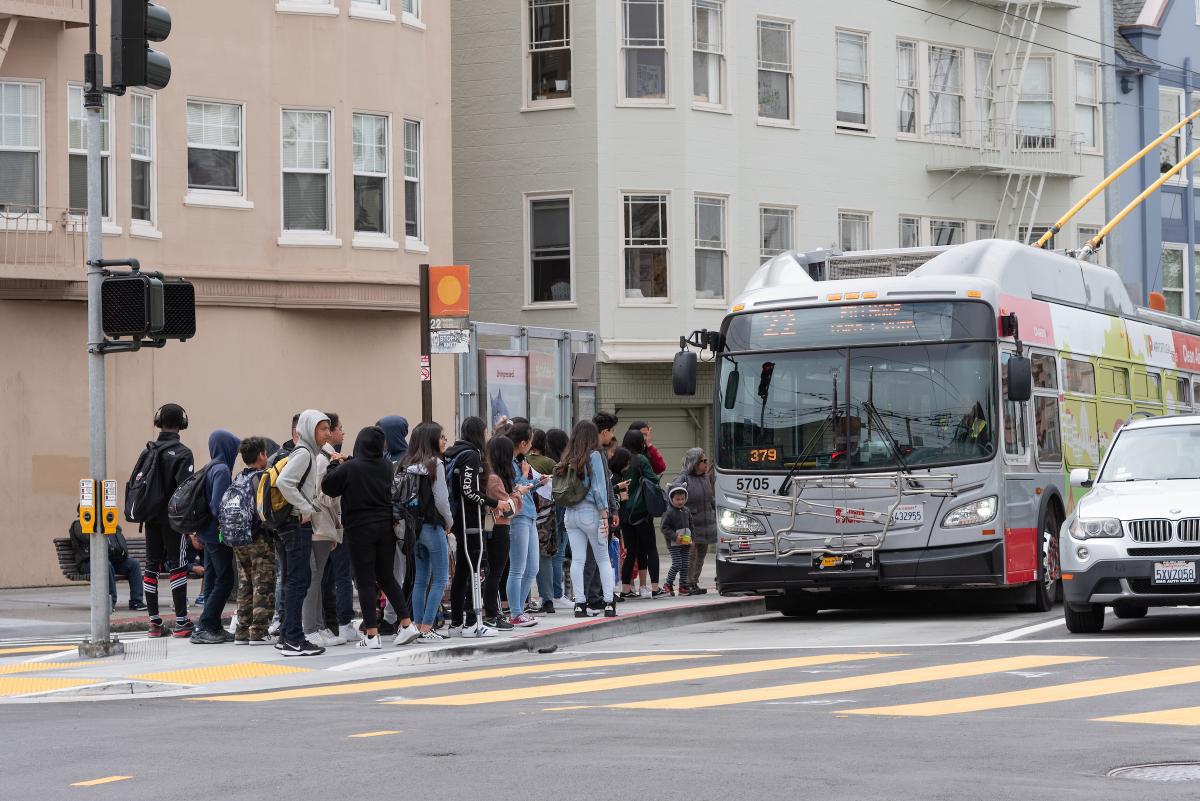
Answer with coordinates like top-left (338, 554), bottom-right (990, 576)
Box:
top-left (195, 655), bottom-right (705, 703)
top-left (0, 676), bottom-right (100, 697)
top-left (0, 645), bottom-right (75, 657)
top-left (70, 775), bottom-right (132, 787)
top-left (606, 655), bottom-right (1098, 710)
top-left (846, 664), bottom-right (1200, 717)
top-left (1095, 707), bottom-right (1200, 726)
top-left (392, 653), bottom-right (897, 707)
top-left (131, 663), bottom-right (312, 685)
top-left (0, 661), bottom-right (98, 675)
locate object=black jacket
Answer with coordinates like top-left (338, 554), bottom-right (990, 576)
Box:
top-left (155, 430), bottom-right (195, 505)
top-left (321, 426), bottom-right (395, 531)
top-left (444, 441), bottom-right (498, 532)
top-left (68, 521), bottom-right (130, 574)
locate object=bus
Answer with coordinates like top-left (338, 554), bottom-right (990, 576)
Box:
top-left (673, 238), bottom-right (1200, 616)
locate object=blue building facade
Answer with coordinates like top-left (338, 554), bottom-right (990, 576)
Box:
top-left (1112, 0), bottom-right (1200, 317)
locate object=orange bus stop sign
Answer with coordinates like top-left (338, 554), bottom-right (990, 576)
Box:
top-left (429, 265), bottom-right (470, 319)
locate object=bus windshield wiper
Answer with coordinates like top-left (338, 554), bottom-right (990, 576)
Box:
top-left (779, 410), bottom-right (835, 496)
top-left (863, 401), bottom-right (912, 474)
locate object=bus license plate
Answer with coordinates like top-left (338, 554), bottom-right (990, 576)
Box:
top-left (892, 505), bottom-right (923, 525)
top-left (1153, 561), bottom-right (1197, 585)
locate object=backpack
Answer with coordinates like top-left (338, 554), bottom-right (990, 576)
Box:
top-left (392, 466), bottom-right (433, 539)
top-left (255, 448), bottom-right (312, 533)
top-left (636, 475), bottom-right (668, 520)
top-left (124, 440), bottom-right (171, 523)
top-left (219, 471), bottom-right (259, 547)
top-left (167, 462), bottom-right (216, 534)
top-left (551, 461), bottom-right (590, 507)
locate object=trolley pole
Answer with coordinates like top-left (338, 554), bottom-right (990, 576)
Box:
top-left (80, 0), bottom-right (121, 659)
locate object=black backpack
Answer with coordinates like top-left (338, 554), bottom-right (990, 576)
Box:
top-left (124, 440), bottom-right (171, 523)
top-left (392, 466), bottom-right (434, 537)
top-left (167, 462), bottom-right (216, 534)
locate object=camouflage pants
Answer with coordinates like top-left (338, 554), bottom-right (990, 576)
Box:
top-left (233, 537), bottom-right (276, 639)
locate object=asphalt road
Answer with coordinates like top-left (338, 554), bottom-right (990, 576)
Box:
top-left (7, 601), bottom-right (1200, 800)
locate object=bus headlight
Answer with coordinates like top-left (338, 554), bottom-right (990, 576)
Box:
top-left (719, 508), bottom-right (766, 535)
top-left (1068, 517), bottom-right (1123, 540)
top-left (941, 496), bottom-right (998, 528)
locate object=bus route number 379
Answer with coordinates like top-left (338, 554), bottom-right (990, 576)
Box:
top-left (735, 477), bottom-right (772, 492)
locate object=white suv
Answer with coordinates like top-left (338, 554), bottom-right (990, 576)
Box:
top-left (1060, 415), bottom-right (1200, 633)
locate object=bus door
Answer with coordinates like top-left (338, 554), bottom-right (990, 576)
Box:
top-left (1096, 360), bottom-right (1132, 459)
top-left (1001, 351), bottom-right (1038, 559)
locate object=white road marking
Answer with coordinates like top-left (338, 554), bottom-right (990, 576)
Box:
top-left (570, 635), bottom-right (1200, 653)
top-left (972, 617), bottom-right (1067, 643)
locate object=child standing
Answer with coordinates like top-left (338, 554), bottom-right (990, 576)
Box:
top-left (660, 485), bottom-right (693, 596)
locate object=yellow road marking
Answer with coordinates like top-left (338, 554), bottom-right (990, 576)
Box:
top-left (608, 655), bottom-right (1099, 710)
top-left (0, 645), bottom-right (75, 656)
top-left (0, 676), bottom-right (101, 697)
top-left (846, 664), bottom-right (1200, 717)
top-left (131, 663), bottom-right (311, 685)
top-left (1096, 707), bottom-right (1200, 726)
top-left (349, 730), bottom-right (402, 738)
top-left (0, 661), bottom-right (98, 675)
top-left (195, 655), bottom-right (704, 703)
top-left (71, 776), bottom-right (131, 787)
top-left (544, 705), bottom-right (592, 711)
top-left (393, 653), bottom-right (897, 707)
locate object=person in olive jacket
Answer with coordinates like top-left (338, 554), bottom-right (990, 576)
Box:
top-left (674, 448), bottom-right (717, 594)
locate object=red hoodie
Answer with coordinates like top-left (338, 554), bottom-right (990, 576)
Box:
top-left (646, 444), bottom-right (667, 476)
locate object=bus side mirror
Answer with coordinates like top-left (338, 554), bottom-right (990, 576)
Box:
top-left (673, 351), bottom-right (698, 396)
top-left (723, 368), bottom-right (740, 410)
top-left (1007, 356), bottom-right (1032, 402)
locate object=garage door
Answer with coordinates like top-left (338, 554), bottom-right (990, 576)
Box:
top-left (613, 405), bottom-right (708, 481)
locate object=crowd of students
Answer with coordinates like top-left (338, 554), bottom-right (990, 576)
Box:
top-left (117, 403), bottom-right (717, 656)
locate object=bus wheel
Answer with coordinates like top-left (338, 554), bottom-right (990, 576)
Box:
top-left (1018, 511), bottom-right (1060, 613)
top-left (780, 594), bottom-right (821, 617)
top-left (1064, 603), bottom-right (1105, 634)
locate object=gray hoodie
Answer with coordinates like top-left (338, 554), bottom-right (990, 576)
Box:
top-left (278, 409), bottom-right (329, 518)
top-left (311, 445), bottom-right (342, 543)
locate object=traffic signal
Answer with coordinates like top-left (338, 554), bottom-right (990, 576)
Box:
top-left (111, 1), bottom-right (172, 91)
top-left (101, 272), bottom-right (163, 337)
top-left (160, 280), bottom-right (196, 341)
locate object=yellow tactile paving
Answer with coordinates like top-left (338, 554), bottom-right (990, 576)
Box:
top-left (0, 645), bottom-right (76, 656)
top-left (0, 661), bottom-right (99, 676)
top-left (0, 676), bottom-right (100, 697)
top-left (130, 662), bottom-right (312, 685)
top-left (1096, 706), bottom-right (1200, 726)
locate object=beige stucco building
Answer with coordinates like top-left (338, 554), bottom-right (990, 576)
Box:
top-left (0, 0), bottom-right (452, 588)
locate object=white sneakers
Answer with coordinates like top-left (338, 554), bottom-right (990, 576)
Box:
top-left (339, 623), bottom-right (359, 643)
top-left (393, 624), bottom-right (421, 646)
top-left (305, 629), bottom-right (346, 647)
top-left (639, 586), bottom-right (653, 599)
top-left (554, 596), bottom-right (570, 609)
top-left (357, 633), bottom-right (382, 649)
top-left (461, 623), bottom-right (498, 638)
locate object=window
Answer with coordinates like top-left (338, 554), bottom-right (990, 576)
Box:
top-left (1031, 353), bottom-right (1057, 389)
top-left (694, 195), bottom-right (726, 300)
top-left (975, 51), bottom-right (994, 126)
top-left (692, 0), bottom-right (725, 107)
top-left (1002, 354), bottom-right (1028, 459)
top-left (352, 113), bottom-right (389, 236)
top-left (899, 215), bottom-right (920, 248)
top-left (281, 109), bottom-right (331, 234)
top-left (0, 81), bottom-right (40, 212)
top-left (130, 93), bottom-right (154, 227)
top-left (529, 0), bottom-right (571, 105)
top-left (757, 19), bottom-right (792, 122)
top-left (402, 0), bottom-right (419, 18)
top-left (1161, 88), bottom-right (1184, 171)
top-left (1099, 365), bottom-right (1129, 398)
top-left (403, 119), bottom-right (422, 241)
top-left (928, 46), bottom-right (963, 137)
top-left (838, 211), bottom-right (870, 251)
top-left (1017, 56), bottom-right (1054, 148)
top-left (896, 40), bottom-right (917, 135)
top-left (975, 222), bottom-right (995, 240)
top-left (1160, 243), bottom-right (1200, 317)
top-left (835, 30), bottom-right (868, 131)
top-left (1064, 358), bottom-right (1096, 394)
top-left (1034, 397), bottom-right (1063, 463)
top-left (1077, 225), bottom-right (1100, 263)
top-left (187, 100), bottom-right (242, 194)
top-left (1137, 371), bottom-right (1162, 402)
top-left (1172, 376), bottom-right (1191, 408)
top-left (351, 0), bottom-right (392, 16)
top-left (760, 205), bottom-right (794, 261)
top-left (623, 193), bottom-right (669, 301)
top-left (1018, 224), bottom-right (1053, 247)
top-left (930, 218), bottom-right (965, 246)
top-left (621, 0), bottom-right (668, 102)
top-left (1074, 60), bottom-right (1099, 148)
top-left (68, 86), bottom-right (111, 218)
top-left (529, 195), bottom-right (572, 303)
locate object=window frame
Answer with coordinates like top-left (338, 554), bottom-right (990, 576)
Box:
top-left (402, 117), bottom-right (425, 250)
top-left (349, 0), bottom-right (397, 23)
top-left (184, 98), bottom-right (251, 210)
top-left (975, 50), bottom-right (994, 131)
top-left (525, 190), bottom-right (575, 308)
top-left (929, 217), bottom-right (966, 246)
top-left (1017, 54), bottom-right (1056, 150)
top-left (400, 0), bottom-right (424, 29)
top-left (759, 204), bottom-right (795, 263)
top-left (896, 39), bottom-right (918, 137)
top-left (1001, 351), bottom-right (1031, 465)
top-left (278, 106), bottom-right (338, 246)
top-left (1160, 241), bottom-right (1197, 318)
top-left (693, 192), bottom-right (728, 306)
top-left (1073, 58), bottom-right (1100, 152)
top-left (1031, 349), bottom-right (1063, 466)
top-left (67, 84), bottom-right (116, 230)
top-left (927, 44), bottom-right (965, 139)
top-left (838, 209), bottom-right (872, 252)
top-left (1160, 87), bottom-right (1187, 184)
top-left (129, 91), bottom-right (158, 237)
top-left (0, 78), bottom-right (44, 220)
top-left (1063, 357), bottom-right (1097, 395)
top-left (835, 29), bottom-right (870, 133)
top-left (1077, 224), bottom-right (1102, 264)
top-left (898, 214), bottom-right (920, 248)
top-left (525, 0), bottom-right (573, 111)
top-left (974, 221), bottom-right (996, 240)
top-left (619, 0), bottom-right (671, 106)
top-left (756, 16), bottom-right (794, 126)
top-left (691, 0), bottom-right (728, 112)
top-left (351, 111), bottom-right (395, 248)
top-left (275, 0), bottom-right (339, 16)
top-left (620, 190), bottom-right (672, 306)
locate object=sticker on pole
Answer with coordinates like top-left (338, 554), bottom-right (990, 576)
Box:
top-left (430, 328), bottom-right (470, 354)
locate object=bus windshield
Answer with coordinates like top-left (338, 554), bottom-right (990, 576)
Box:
top-left (718, 342), bottom-right (997, 472)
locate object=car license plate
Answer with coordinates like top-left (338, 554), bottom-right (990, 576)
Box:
top-left (892, 504), bottom-right (923, 525)
top-left (1153, 561), bottom-right (1197, 585)
top-left (820, 556), bottom-right (842, 568)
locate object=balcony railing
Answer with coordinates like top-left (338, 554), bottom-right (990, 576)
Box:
top-left (0, 0), bottom-right (88, 26)
top-left (925, 122), bottom-right (1085, 178)
top-left (966, 0), bottom-right (1081, 8)
top-left (0, 206), bottom-right (85, 270)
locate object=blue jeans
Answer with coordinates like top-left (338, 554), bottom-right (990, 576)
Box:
top-left (198, 541), bottom-right (235, 633)
top-left (322, 541), bottom-right (354, 628)
top-left (565, 505), bottom-right (614, 603)
top-left (411, 523), bottom-right (449, 626)
top-left (507, 515), bottom-right (539, 618)
top-left (280, 526), bottom-right (313, 644)
top-left (107, 556), bottom-right (144, 607)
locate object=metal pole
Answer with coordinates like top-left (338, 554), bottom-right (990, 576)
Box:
top-left (1185, 58), bottom-right (1196, 319)
top-left (81, 0), bottom-right (120, 658)
top-left (1099, 0), bottom-right (1120, 257)
top-left (419, 263), bottom-right (433, 423)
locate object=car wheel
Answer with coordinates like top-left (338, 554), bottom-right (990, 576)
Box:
top-left (1064, 603), bottom-right (1105, 633)
top-left (1018, 511), bottom-right (1061, 613)
top-left (780, 594), bottom-right (821, 618)
top-left (1113, 604), bottom-right (1148, 620)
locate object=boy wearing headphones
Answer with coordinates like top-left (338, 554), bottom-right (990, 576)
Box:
top-left (143, 403), bottom-right (196, 637)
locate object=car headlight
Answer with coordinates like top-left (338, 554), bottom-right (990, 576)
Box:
top-left (941, 496), bottom-right (998, 528)
top-left (718, 507), bottom-right (766, 535)
top-left (1068, 517), bottom-right (1123, 540)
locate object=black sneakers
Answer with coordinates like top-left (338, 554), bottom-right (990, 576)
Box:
top-left (189, 628), bottom-right (226, 645)
top-left (482, 616), bottom-right (515, 631)
top-left (573, 602), bottom-right (588, 618)
top-left (603, 601), bottom-right (617, 618)
top-left (281, 639), bottom-right (326, 657)
top-left (539, 599), bottom-right (556, 614)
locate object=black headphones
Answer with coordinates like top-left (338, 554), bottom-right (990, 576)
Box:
top-left (153, 405), bottom-right (189, 430)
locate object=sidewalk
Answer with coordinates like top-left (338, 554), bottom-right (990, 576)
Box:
top-left (0, 579), bottom-right (217, 640)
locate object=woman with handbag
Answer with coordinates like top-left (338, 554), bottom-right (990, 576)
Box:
top-left (483, 436), bottom-right (522, 630)
top-left (618, 429), bottom-right (665, 599)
